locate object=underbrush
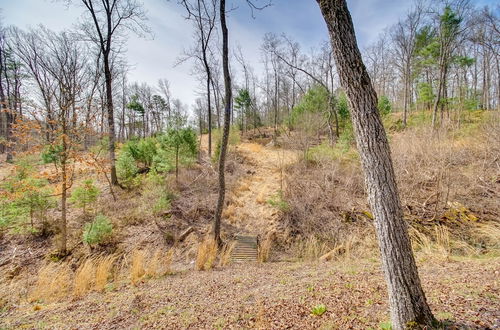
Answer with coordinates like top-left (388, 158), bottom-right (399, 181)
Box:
top-left (279, 110), bottom-right (500, 261)
top-left (211, 126), bottom-right (241, 163)
top-left (0, 248), bottom-right (176, 309)
top-left (117, 128), bottom-right (198, 187)
top-left (0, 157), bottom-right (55, 235)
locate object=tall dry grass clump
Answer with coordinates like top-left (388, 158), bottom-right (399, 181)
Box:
top-left (145, 248), bottom-right (174, 277)
top-left (218, 241), bottom-right (235, 267)
top-left (410, 225), bottom-right (479, 259)
top-left (196, 238), bottom-right (217, 271)
top-left (94, 255), bottom-right (117, 291)
top-left (30, 263), bottom-right (71, 302)
top-left (258, 235), bottom-right (273, 263)
top-left (74, 259), bottom-right (96, 297)
top-left (130, 249), bottom-right (146, 285)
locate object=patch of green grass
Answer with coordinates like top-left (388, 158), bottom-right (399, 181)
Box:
top-left (311, 304), bottom-right (327, 316)
top-left (436, 311), bottom-right (453, 320)
top-left (213, 317), bottom-right (226, 329)
top-left (379, 321), bottom-right (392, 329)
top-left (306, 129), bottom-right (358, 164)
top-left (266, 191), bottom-right (290, 212)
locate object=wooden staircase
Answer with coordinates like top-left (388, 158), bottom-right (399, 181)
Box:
top-left (232, 235), bottom-right (258, 262)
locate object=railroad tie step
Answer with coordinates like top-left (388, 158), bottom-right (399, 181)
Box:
top-left (231, 235), bottom-right (258, 262)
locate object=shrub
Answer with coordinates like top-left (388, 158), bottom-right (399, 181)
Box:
top-left (377, 95), bottom-right (392, 116)
top-left (41, 144), bottom-right (64, 166)
top-left (1, 174), bottom-right (53, 233)
top-left (70, 179), bottom-right (100, 216)
top-left (289, 85), bottom-right (330, 128)
top-left (122, 137), bottom-right (158, 168)
top-left (159, 128), bottom-right (198, 179)
top-left (83, 214), bottom-right (113, 245)
top-left (116, 150), bottom-right (139, 186)
top-left (151, 148), bottom-right (174, 173)
top-left (337, 91), bottom-right (350, 122)
top-left (266, 191), bottom-right (290, 212)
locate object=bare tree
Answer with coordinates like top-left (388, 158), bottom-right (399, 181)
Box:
top-left (77, 0), bottom-right (149, 185)
top-left (316, 0), bottom-right (436, 328)
top-left (391, 5), bottom-right (422, 126)
top-left (0, 22), bottom-right (23, 162)
top-left (212, 0), bottom-right (230, 244)
top-left (180, 0), bottom-right (217, 157)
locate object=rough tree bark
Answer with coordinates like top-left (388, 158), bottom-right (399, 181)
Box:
top-left (212, 0), bottom-right (231, 245)
top-left (316, 1), bottom-right (436, 328)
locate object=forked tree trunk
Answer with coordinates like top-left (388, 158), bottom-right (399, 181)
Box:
top-left (212, 0), bottom-right (231, 245)
top-left (316, 1), bottom-right (436, 328)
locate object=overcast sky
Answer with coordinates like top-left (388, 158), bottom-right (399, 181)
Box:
top-left (1, 0), bottom-right (497, 109)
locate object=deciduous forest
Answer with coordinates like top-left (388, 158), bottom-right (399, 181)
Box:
top-left (0, 0), bottom-right (499, 329)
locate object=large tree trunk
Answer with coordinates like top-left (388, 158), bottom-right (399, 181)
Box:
top-left (212, 0), bottom-right (231, 245)
top-left (104, 55), bottom-right (118, 185)
top-left (316, 1), bottom-right (436, 328)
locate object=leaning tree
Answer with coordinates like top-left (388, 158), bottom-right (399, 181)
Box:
top-left (316, 0), bottom-right (436, 328)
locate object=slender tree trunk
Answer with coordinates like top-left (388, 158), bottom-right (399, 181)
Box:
top-left (175, 146), bottom-right (179, 182)
top-left (59, 121), bottom-right (68, 255)
top-left (5, 111), bottom-right (13, 163)
top-left (403, 62), bottom-right (411, 127)
top-left (104, 56), bottom-right (118, 185)
top-left (316, 1), bottom-right (435, 328)
top-left (213, 0), bottom-right (231, 245)
top-left (432, 55), bottom-right (445, 127)
top-left (206, 74), bottom-right (212, 157)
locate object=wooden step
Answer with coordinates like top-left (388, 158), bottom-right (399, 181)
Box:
top-left (231, 235), bottom-right (258, 262)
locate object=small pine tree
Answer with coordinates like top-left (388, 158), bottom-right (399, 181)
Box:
top-left (70, 180), bottom-right (100, 218)
top-left (83, 214), bottom-right (113, 246)
top-left (161, 128), bottom-right (198, 181)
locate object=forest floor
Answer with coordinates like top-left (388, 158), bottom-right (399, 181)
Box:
top-left (1, 257), bottom-right (498, 329)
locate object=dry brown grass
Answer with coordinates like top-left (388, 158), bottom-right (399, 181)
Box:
top-left (218, 241), bottom-right (236, 267)
top-left (74, 259), bottom-right (95, 297)
top-left (281, 112), bottom-right (499, 260)
top-left (222, 204), bottom-right (236, 222)
top-left (95, 255), bottom-right (116, 291)
top-left (195, 238), bottom-right (218, 271)
top-left (130, 250), bottom-right (146, 285)
top-left (30, 263), bottom-right (71, 302)
top-left (145, 248), bottom-right (174, 277)
top-left (258, 235), bottom-right (273, 263)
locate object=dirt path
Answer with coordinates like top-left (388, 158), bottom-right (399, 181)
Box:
top-left (224, 142), bottom-right (298, 236)
top-left (199, 134), bottom-right (299, 236)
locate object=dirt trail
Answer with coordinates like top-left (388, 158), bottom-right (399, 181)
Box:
top-left (199, 134), bottom-right (299, 236)
top-left (224, 142), bottom-right (298, 236)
